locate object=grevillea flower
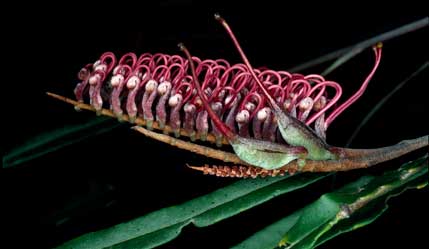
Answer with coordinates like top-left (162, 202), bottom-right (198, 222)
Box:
top-left (47, 15), bottom-right (427, 179)
top-left (73, 44), bottom-right (382, 147)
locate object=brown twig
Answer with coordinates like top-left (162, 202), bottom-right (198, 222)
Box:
top-left (134, 123), bottom-right (427, 174)
top-left (47, 92), bottom-right (428, 176)
top-left (46, 92), bottom-right (229, 145)
top-left (132, 126), bottom-right (243, 164)
top-left (188, 136), bottom-right (428, 176)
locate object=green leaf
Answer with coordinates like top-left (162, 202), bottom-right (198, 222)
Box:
top-left (109, 221), bottom-right (191, 249)
top-left (233, 154), bottom-right (428, 249)
top-left (3, 117), bottom-right (121, 168)
top-left (314, 172), bottom-right (428, 248)
top-left (55, 173), bottom-right (328, 249)
top-left (346, 61), bottom-right (428, 146)
top-left (287, 18), bottom-right (428, 72)
top-left (313, 200), bottom-right (388, 248)
top-left (320, 47), bottom-right (364, 76)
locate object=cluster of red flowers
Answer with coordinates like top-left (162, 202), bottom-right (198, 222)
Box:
top-left (74, 45), bottom-right (381, 144)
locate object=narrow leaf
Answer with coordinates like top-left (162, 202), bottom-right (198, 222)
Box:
top-left (233, 154), bottom-right (428, 249)
top-left (193, 174), bottom-right (328, 227)
top-left (346, 62), bottom-right (428, 146)
top-left (321, 47), bottom-right (363, 76)
top-left (314, 167), bottom-right (428, 248)
top-left (288, 18), bottom-right (428, 72)
top-left (56, 173), bottom-right (328, 249)
top-left (109, 221), bottom-right (191, 249)
top-left (3, 117), bottom-right (120, 168)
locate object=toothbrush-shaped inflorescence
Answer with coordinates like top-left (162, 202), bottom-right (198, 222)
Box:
top-left (72, 40), bottom-right (377, 145)
top-left (49, 14), bottom-right (427, 178)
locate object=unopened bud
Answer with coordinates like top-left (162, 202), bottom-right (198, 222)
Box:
top-left (157, 81), bottom-right (171, 95)
top-left (257, 107), bottom-right (270, 121)
top-left (236, 110), bottom-right (250, 123)
top-left (111, 74), bottom-right (124, 87)
top-left (313, 96), bottom-right (327, 111)
top-left (299, 97), bottom-right (313, 111)
top-left (184, 103), bottom-right (196, 113)
top-left (94, 63), bottom-right (107, 72)
top-left (169, 94), bottom-right (183, 107)
top-left (89, 74), bottom-right (101, 85)
top-left (245, 102), bottom-right (255, 111)
top-left (145, 79), bottom-right (158, 93)
top-left (127, 75), bottom-right (140, 89)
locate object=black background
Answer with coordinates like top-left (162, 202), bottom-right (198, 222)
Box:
top-left (4, 2), bottom-right (428, 248)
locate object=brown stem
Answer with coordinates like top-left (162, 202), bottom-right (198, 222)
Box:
top-left (46, 92), bottom-right (229, 145)
top-left (334, 135), bottom-right (428, 160)
top-left (285, 135), bottom-right (427, 172)
top-left (47, 92), bottom-right (428, 174)
top-left (132, 126), bottom-right (243, 164)
top-left (189, 136), bottom-right (428, 176)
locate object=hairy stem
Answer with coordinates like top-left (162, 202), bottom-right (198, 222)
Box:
top-left (190, 136), bottom-right (428, 175)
